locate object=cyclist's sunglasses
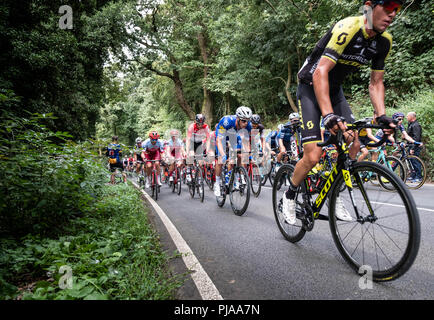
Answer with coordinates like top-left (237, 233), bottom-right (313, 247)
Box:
top-left (396, 117), bottom-right (403, 121)
top-left (382, 1), bottom-right (402, 14)
top-left (151, 139), bottom-right (158, 142)
top-left (239, 118), bottom-right (249, 123)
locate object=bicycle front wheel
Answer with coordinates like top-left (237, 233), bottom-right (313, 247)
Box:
top-left (229, 166), bottom-right (250, 216)
top-left (153, 171), bottom-right (158, 201)
top-left (188, 169), bottom-right (195, 198)
top-left (176, 168), bottom-right (182, 195)
top-left (329, 161), bottom-right (420, 282)
top-left (195, 166), bottom-right (205, 202)
top-left (272, 164), bottom-right (306, 243)
top-left (216, 171), bottom-right (226, 207)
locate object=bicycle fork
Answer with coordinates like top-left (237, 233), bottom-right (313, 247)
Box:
top-left (345, 161), bottom-right (377, 224)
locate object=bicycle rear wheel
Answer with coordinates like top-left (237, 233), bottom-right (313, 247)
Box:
top-left (378, 155), bottom-right (406, 191)
top-left (195, 166), bottom-right (205, 202)
top-left (188, 168), bottom-right (195, 198)
top-left (403, 155), bottom-right (427, 190)
top-left (152, 170), bottom-right (158, 201)
top-left (230, 166), bottom-right (250, 216)
top-left (329, 161), bottom-right (420, 282)
top-left (176, 168), bottom-right (182, 195)
top-left (205, 165), bottom-right (214, 191)
top-left (250, 162), bottom-right (262, 197)
top-left (272, 164), bottom-right (306, 243)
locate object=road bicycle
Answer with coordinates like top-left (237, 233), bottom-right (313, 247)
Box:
top-left (272, 118), bottom-right (420, 282)
top-left (269, 150), bottom-right (295, 187)
top-left (186, 157), bottom-right (205, 202)
top-left (392, 142), bottom-right (427, 189)
top-left (143, 159), bottom-right (161, 201)
top-left (361, 144), bottom-right (406, 191)
top-left (216, 152), bottom-right (251, 216)
top-left (269, 123), bottom-right (303, 187)
top-left (169, 165), bottom-right (182, 196)
top-left (203, 158), bottom-right (216, 191)
top-left (247, 155), bottom-right (262, 197)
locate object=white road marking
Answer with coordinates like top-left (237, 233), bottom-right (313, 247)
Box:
top-left (262, 186), bottom-right (434, 212)
top-left (371, 201), bottom-right (434, 213)
top-left (131, 181), bottom-right (223, 300)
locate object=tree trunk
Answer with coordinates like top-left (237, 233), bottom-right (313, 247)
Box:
top-left (224, 92), bottom-right (231, 116)
top-left (173, 69), bottom-right (195, 120)
top-left (286, 62), bottom-right (298, 112)
top-left (198, 29), bottom-right (214, 125)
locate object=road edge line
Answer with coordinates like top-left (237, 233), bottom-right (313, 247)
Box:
top-left (131, 181), bottom-right (223, 300)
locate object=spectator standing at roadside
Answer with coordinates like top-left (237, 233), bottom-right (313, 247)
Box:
top-left (406, 111), bottom-right (423, 182)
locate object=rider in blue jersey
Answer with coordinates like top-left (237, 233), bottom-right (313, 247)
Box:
top-left (265, 130), bottom-right (279, 155)
top-left (276, 113), bottom-right (301, 166)
top-left (214, 106), bottom-right (253, 197)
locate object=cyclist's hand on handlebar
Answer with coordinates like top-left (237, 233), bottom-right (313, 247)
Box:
top-left (375, 114), bottom-right (396, 135)
top-left (323, 113), bottom-right (347, 134)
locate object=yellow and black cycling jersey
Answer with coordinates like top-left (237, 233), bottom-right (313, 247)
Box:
top-left (298, 16), bottom-right (392, 87)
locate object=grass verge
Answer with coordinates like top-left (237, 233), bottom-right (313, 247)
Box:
top-left (0, 182), bottom-right (185, 300)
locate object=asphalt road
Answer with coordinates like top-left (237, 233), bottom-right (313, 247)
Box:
top-left (140, 178), bottom-right (434, 300)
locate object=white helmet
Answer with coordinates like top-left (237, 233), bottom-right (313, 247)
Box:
top-left (135, 137), bottom-right (142, 143)
top-left (289, 112), bottom-right (300, 121)
top-left (277, 124), bottom-right (284, 131)
top-left (236, 106), bottom-right (253, 120)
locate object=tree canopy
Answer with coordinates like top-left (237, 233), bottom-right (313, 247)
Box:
top-left (1, 0), bottom-right (432, 145)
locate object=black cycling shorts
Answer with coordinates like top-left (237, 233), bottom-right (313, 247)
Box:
top-left (280, 140), bottom-right (292, 152)
top-left (110, 162), bottom-right (124, 172)
top-left (359, 136), bottom-right (372, 149)
top-left (296, 82), bottom-right (355, 145)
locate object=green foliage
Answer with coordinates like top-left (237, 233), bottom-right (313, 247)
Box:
top-left (394, 89), bottom-right (434, 179)
top-left (0, 184), bottom-right (184, 300)
top-left (0, 112), bottom-right (108, 237)
top-left (96, 72), bottom-right (190, 144)
top-left (0, 0), bottom-right (126, 140)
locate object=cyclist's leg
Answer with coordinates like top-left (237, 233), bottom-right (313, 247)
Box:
top-left (276, 142), bottom-right (285, 163)
top-left (332, 87), bottom-right (358, 159)
top-left (144, 154), bottom-right (153, 187)
top-left (411, 146), bottom-right (422, 180)
top-left (136, 159), bottom-right (142, 174)
top-left (154, 150), bottom-right (162, 185)
top-left (357, 137), bottom-right (370, 161)
top-left (290, 82), bottom-right (323, 187)
top-left (110, 164), bottom-right (116, 184)
top-left (279, 83), bottom-right (322, 224)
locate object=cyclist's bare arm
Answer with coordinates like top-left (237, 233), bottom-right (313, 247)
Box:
top-left (313, 57), bottom-right (347, 133)
top-left (367, 128), bottom-right (379, 143)
top-left (369, 71), bottom-right (386, 117)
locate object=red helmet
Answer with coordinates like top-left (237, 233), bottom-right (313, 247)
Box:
top-left (149, 131), bottom-right (159, 139)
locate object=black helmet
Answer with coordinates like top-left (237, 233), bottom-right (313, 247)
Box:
top-left (251, 114), bottom-right (261, 124)
top-left (195, 114), bottom-right (206, 124)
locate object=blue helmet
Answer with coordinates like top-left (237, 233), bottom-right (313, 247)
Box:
top-left (392, 112), bottom-right (404, 120)
top-left (364, 0), bottom-right (404, 4)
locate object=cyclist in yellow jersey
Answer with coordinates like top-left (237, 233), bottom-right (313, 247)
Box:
top-left (283, 0), bottom-right (403, 225)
